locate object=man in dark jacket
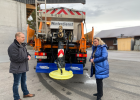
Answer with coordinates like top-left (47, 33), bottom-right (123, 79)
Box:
top-left (8, 32), bottom-right (35, 100)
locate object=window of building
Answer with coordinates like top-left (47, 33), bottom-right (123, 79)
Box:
top-left (113, 39), bottom-right (117, 45)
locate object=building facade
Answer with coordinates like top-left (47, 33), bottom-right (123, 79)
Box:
top-left (94, 26), bottom-right (140, 51)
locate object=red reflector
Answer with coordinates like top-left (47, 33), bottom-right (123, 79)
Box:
top-left (35, 52), bottom-right (38, 56)
top-left (79, 54), bottom-right (82, 57)
top-left (35, 52), bottom-right (47, 56)
top-left (83, 54), bottom-right (87, 57)
top-left (39, 59), bottom-right (42, 61)
top-left (76, 54), bottom-right (87, 57)
top-left (80, 60), bottom-right (83, 62)
top-left (39, 52), bottom-right (43, 56)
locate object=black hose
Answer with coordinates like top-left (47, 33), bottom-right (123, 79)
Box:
top-left (51, 32), bottom-right (55, 62)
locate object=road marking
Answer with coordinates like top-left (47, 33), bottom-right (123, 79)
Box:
top-left (85, 72), bottom-right (96, 84)
top-left (85, 72), bottom-right (91, 79)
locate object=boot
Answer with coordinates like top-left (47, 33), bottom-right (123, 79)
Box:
top-left (93, 93), bottom-right (98, 96)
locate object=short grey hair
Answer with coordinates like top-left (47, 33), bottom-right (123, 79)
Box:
top-left (15, 32), bottom-right (24, 38)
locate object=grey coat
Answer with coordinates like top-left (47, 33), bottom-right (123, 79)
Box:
top-left (8, 39), bottom-right (31, 73)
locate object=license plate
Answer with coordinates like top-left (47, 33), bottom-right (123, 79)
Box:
top-left (35, 56), bottom-right (47, 59)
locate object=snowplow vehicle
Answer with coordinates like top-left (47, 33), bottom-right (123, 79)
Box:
top-left (27, 6), bottom-right (94, 80)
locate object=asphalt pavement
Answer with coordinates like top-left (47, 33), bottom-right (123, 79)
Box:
top-left (0, 47), bottom-right (140, 100)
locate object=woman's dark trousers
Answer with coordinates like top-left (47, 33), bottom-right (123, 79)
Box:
top-left (96, 79), bottom-right (103, 98)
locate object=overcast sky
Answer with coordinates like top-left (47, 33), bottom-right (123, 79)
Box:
top-left (40, 0), bottom-right (140, 34)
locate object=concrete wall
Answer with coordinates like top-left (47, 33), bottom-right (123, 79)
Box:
top-left (0, 0), bottom-right (27, 54)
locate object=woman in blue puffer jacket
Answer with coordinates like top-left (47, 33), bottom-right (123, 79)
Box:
top-left (89, 37), bottom-right (109, 100)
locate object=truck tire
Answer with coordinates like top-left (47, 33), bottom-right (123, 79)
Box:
top-left (83, 63), bottom-right (85, 67)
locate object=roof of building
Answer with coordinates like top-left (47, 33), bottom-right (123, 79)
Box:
top-left (13, 0), bottom-right (85, 4)
top-left (95, 26), bottom-right (140, 38)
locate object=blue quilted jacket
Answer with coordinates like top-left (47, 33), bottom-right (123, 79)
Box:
top-left (89, 44), bottom-right (109, 79)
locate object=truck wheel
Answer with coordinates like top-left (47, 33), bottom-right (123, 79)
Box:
top-left (83, 63), bottom-right (85, 67)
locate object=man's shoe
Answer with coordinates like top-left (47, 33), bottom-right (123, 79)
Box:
top-left (93, 93), bottom-right (98, 96)
top-left (97, 96), bottom-right (102, 100)
top-left (23, 94), bottom-right (35, 98)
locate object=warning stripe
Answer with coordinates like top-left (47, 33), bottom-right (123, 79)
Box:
top-left (57, 9), bottom-right (68, 15)
top-left (46, 10), bottom-right (49, 13)
top-left (64, 9), bottom-right (70, 15)
top-left (40, 8), bottom-right (85, 15)
top-left (68, 9), bottom-right (75, 15)
top-left (83, 12), bottom-right (85, 15)
top-left (76, 11), bottom-right (81, 15)
top-left (53, 9), bottom-right (60, 15)
top-left (51, 9), bottom-right (58, 14)
top-left (58, 49), bottom-right (64, 57)
top-left (43, 10), bottom-right (49, 14)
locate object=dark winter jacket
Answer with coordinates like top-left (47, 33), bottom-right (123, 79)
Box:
top-left (89, 44), bottom-right (109, 79)
top-left (8, 39), bottom-right (31, 73)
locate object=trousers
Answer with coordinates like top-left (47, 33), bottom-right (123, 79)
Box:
top-left (96, 79), bottom-right (103, 97)
top-left (13, 72), bottom-right (29, 100)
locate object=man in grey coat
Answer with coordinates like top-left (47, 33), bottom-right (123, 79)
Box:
top-left (8, 32), bottom-right (35, 100)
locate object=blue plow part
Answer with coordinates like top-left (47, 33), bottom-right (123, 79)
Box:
top-left (36, 63), bottom-right (83, 74)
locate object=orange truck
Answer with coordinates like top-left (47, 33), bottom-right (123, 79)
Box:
top-left (27, 7), bottom-right (94, 79)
